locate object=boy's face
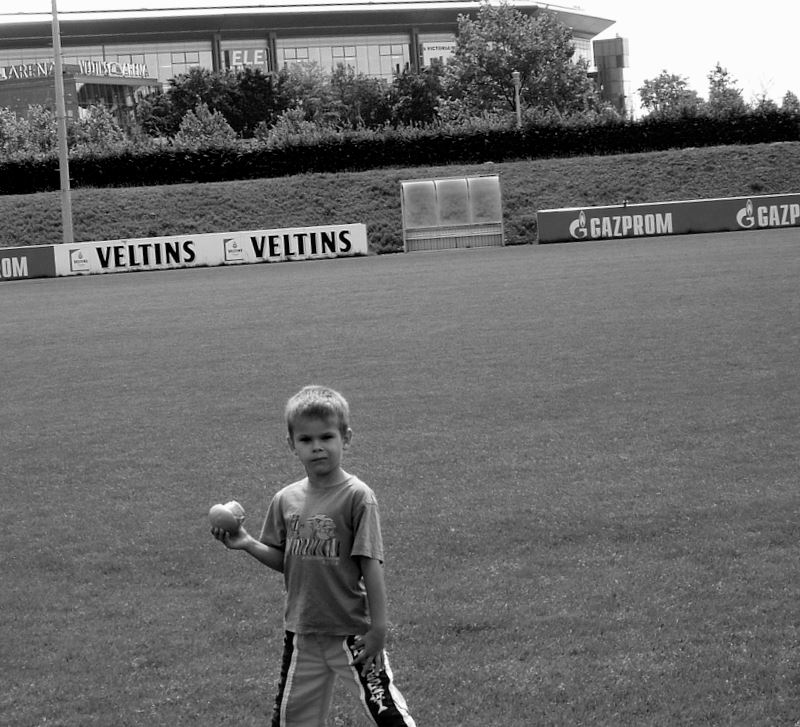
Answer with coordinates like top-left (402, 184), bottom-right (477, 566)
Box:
top-left (288, 415), bottom-right (352, 481)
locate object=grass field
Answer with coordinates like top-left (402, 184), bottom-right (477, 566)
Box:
top-left (2, 231), bottom-right (799, 726)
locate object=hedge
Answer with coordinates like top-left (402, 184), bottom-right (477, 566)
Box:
top-left (1, 111), bottom-right (797, 195)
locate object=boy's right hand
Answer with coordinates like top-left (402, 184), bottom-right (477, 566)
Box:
top-left (211, 525), bottom-right (251, 550)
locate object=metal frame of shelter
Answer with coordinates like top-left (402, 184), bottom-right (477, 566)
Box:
top-left (400, 174), bottom-right (505, 252)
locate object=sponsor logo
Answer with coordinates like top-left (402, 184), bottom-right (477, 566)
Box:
top-left (0, 255), bottom-right (28, 279)
top-left (364, 665), bottom-right (389, 714)
top-left (94, 240), bottom-right (196, 269)
top-left (249, 229), bottom-right (353, 259)
top-left (569, 209), bottom-right (673, 240)
top-left (349, 642), bottom-right (389, 715)
top-left (69, 248), bottom-right (91, 272)
top-left (736, 198), bottom-right (800, 229)
top-left (69, 240), bottom-right (196, 272)
top-left (223, 238), bottom-right (244, 262)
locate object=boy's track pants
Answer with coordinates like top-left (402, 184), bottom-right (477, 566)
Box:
top-left (271, 631), bottom-right (416, 727)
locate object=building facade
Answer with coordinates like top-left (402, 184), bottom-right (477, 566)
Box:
top-left (0, 1), bottom-right (626, 121)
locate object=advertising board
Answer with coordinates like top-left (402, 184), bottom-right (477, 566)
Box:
top-left (0, 245), bottom-right (56, 281)
top-left (537, 193), bottom-right (800, 244)
top-left (52, 224), bottom-right (368, 276)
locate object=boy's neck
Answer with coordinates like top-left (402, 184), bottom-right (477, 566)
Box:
top-left (307, 467), bottom-right (350, 489)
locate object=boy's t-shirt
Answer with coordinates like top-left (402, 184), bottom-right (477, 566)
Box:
top-left (259, 475), bottom-right (384, 635)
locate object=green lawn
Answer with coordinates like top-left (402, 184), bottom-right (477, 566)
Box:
top-left (2, 231), bottom-right (799, 725)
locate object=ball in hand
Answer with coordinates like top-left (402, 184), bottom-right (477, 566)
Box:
top-left (209, 501), bottom-right (245, 533)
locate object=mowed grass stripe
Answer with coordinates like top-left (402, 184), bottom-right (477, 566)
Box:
top-left (1, 232), bottom-right (798, 726)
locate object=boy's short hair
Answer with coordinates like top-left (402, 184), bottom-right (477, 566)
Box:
top-left (285, 385), bottom-right (351, 437)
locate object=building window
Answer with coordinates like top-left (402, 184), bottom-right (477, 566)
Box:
top-left (276, 35), bottom-right (409, 80)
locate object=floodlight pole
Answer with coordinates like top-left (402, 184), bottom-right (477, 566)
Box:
top-left (51, 0), bottom-right (74, 244)
top-left (512, 70), bottom-right (522, 129)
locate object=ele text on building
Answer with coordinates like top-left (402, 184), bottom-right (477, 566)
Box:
top-left (0, 1), bottom-right (629, 125)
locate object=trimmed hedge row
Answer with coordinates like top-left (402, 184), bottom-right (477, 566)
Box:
top-left (2, 111), bottom-right (797, 195)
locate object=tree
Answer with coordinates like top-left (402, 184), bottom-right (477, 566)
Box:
top-left (273, 63), bottom-right (335, 123)
top-left (136, 67), bottom-right (278, 138)
top-left (638, 70), bottom-right (703, 117)
top-left (388, 61), bottom-right (445, 126)
top-left (173, 102), bottom-right (237, 148)
top-left (706, 63), bottom-right (747, 117)
top-left (328, 65), bottom-right (391, 128)
top-left (442, 0), bottom-right (600, 117)
top-left (69, 104), bottom-right (127, 153)
top-left (752, 93), bottom-right (779, 115)
top-left (781, 90), bottom-right (800, 115)
top-left (234, 67), bottom-right (279, 135)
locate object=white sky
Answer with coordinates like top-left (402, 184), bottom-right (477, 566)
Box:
top-left (3, 0), bottom-right (798, 109)
top-left (586, 0), bottom-right (800, 108)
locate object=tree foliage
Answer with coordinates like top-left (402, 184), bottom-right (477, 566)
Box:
top-left (781, 91), bottom-right (800, 115)
top-left (173, 102), bottom-right (238, 148)
top-left (388, 61), bottom-right (445, 126)
top-left (328, 65), bottom-right (392, 128)
top-left (273, 63), bottom-right (334, 123)
top-left (638, 63), bottom-right (776, 120)
top-left (706, 63), bottom-right (747, 117)
top-left (442, 0), bottom-right (600, 116)
top-left (137, 67), bottom-right (278, 137)
top-left (0, 104), bottom-right (127, 158)
top-left (638, 71), bottom-right (703, 118)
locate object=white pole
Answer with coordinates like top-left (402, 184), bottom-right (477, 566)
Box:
top-left (51, 0), bottom-right (74, 244)
top-left (512, 70), bottom-right (522, 129)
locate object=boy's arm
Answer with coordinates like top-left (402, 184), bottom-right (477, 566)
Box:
top-left (352, 556), bottom-right (388, 673)
top-left (212, 527), bottom-right (284, 573)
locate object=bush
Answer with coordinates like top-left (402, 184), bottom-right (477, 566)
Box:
top-left (1, 109), bottom-right (799, 194)
top-left (0, 105), bottom-right (57, 158)
top-left (172, 102), bottom-right (238, 149)
top-left (69, 105), bottom-right (128, 155)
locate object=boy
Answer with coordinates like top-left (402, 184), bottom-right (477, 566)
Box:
top-left (212, 385), bottom-right (416, 727)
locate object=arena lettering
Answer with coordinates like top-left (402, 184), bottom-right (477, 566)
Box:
top-left (95, 240), bottom-right (196, 269)
top-left (0, 255), bottom-right (28, 279)
top-left (250, 229), bottom-right (352, 258)
top-left (77, 59), bottom-right (149, 78)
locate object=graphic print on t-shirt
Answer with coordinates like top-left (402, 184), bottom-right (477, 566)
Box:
top-left (286, 512), bottom-right (341, 560)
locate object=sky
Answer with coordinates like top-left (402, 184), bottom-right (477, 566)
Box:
top-left (2, 0), bottom-right (798, 110)
top-left (585, 0), bottom-right (799, 109)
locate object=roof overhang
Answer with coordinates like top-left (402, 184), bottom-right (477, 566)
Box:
top-left (0, 2), bottom-right (614, 47)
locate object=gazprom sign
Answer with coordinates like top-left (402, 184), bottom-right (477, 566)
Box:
top-left (537, 192), bottom-right (800, 243)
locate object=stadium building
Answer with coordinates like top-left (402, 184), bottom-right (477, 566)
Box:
top-left (0, 1), bottom-right (628, 124)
